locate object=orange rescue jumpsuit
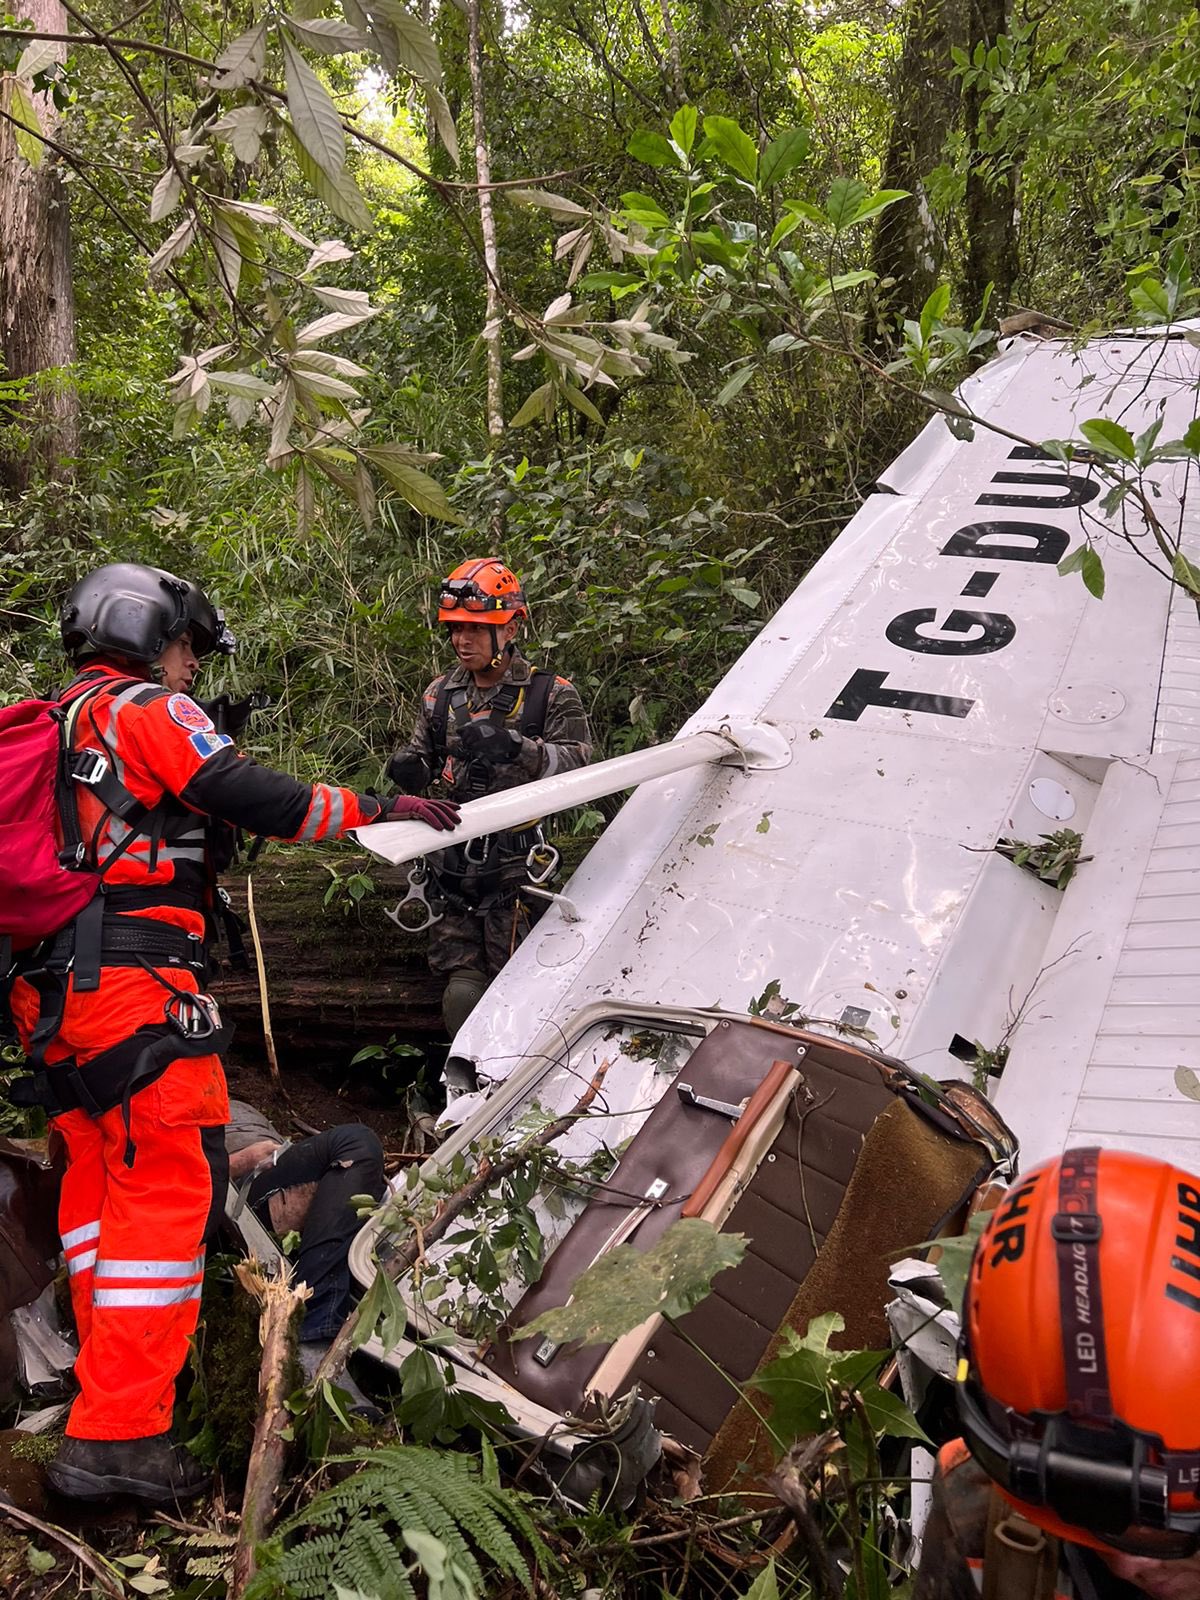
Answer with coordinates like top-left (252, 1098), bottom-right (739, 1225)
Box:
top-left (10, 664), bottom-right (381, 1442)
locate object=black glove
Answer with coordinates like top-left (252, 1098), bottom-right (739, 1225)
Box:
top-left (386, 750), bottom-right (430, 790)
top-left (457, 721), bottom-right (523, 767)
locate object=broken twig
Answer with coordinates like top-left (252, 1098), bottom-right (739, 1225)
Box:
top-left (229, 1259), bottom-right (310, 1596)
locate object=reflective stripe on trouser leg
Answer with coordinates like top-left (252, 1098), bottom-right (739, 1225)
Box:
top-left (56, 1108), bottom-right (108, 1347)
top-left (67, 1054), bottom-right (228, 1442)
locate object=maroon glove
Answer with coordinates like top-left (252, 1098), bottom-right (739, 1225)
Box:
top-left (373, 793), bottom-right (461, 831)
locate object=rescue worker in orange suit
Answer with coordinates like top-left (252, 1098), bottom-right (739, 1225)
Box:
top-left (385, 559), bottom-right (592, 1036)
top-left (7, 563), bottom-right (459, 1505)
top-left (915, 1147), bottom-right (1200, 1600)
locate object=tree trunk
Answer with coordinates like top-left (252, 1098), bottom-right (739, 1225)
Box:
top-left (0, 0), bottom-right (79, 494)
top-left (962, 0), bottom-right (1019, 322)
top-left (871, 0), bottom-right (967, 339)
top-left (466, 0), bottom-right (503, 443)
top-left (657, 0), bottom-right (687, 106)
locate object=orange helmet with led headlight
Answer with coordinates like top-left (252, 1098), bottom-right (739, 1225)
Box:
top-left (436, 559), bottom-right (527, 626)
top-left (956, 1147), bottom-right (1200, 1559)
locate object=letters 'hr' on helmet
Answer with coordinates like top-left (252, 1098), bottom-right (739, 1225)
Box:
top-left (957, 1146), bottom-right (1200, 1557)
top-left (436, 558), bottom-right (527, 626)
top-left (61, 563), bottom-right (236, 664)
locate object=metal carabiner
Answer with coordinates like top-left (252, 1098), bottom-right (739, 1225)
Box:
top-left (384, 858), bottom-right (444, 933)
top-left (525, 842), bottom-right (561, 886)
top-left (165, 990), bottom-right (221, 1040)
top-left (464, 832), bottom-right (494, 867)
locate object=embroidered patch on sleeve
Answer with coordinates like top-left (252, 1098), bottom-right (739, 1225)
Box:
top-left (189, 730), bottom-right (234, 760)
top-left (167, 693), bottom-right (216, 732)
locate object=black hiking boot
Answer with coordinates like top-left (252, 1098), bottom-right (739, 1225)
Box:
top-left (46, 1433), bottom-right (212, 1504)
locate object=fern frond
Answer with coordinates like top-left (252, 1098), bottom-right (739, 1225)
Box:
top-left (275, 1444), bottom-right (551, 1597)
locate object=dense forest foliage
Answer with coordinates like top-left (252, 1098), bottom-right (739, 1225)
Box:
top-left (3, 0), bottom-right (1197, 779)
top-left (2, 1), bottom-right (1199, 1595)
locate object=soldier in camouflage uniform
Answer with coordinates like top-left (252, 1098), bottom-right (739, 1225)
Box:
top-left (387, 559), bottom-right (592, 1034)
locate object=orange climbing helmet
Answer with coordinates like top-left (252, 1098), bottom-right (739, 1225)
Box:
top-left (436, 559), bottom-right (527, 626)
top-left (956, 1147), bottom-right (1200, 1558)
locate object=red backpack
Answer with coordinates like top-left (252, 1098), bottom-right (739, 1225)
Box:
top-left (0, 681), bottom-right (148, 961)
top-left (0, 696), bottom-right (101, 954)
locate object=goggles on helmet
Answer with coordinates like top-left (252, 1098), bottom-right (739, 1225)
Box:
top-left (956, 1348), bottom-right (1200, 1559)
top-left (438, 579), bottom-right (513, 614)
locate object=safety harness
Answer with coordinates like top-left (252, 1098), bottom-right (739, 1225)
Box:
top-left (426, 667), bottom-right (555, 909)
top-left (6, 674), bottom-right (233, 1163)
top-left (429, 667), bottom-right (553, 796)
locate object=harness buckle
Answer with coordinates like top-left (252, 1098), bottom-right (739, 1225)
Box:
top-left (71, 748), bottom-right (111, 787)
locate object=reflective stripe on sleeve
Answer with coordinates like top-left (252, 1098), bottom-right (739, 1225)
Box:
top-left (299, 789), bottom-right (328, 841)
top-left (67, 1249), bottom-right (97, 1276)
top-left (61, 1220), bottom-right (101, 1250)
top-left (325, 789), bottom-right (344, 838)
top-left (92, 1284), bottom-right (203, 1308)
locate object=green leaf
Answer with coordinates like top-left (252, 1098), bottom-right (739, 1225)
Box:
top-left (374, 0), bottom-right (444, 83)
top-left (1129, 276), bottom-right (1170, 323)
top-left (628, 129), bottom-right (676, 168)
top-left (211, 22), bottom-right (268, 89)
top-left (287, 127), bottom-right (373, 230)
top-left (702, 114), bottom-right (758, 183)
top-left (149, 166), bottom-right (182, 223)
top-left (6, 78), bottom-right (43, 168)
top-left (562, 383), bottom-right (606, 428)
top-left (1183, 419), bottom-right (1200, 455)
top-left (669, 104), bottom-right (698, 156)
top-left (514, 1217), bottom-right (746, 1347)
top-left (505, 187), bottom-right (589, 219)
top-left (857, 1382), bottom-right (931, 1445)
top-left (282, 34), bottom-right (346, 177)
top-left (758, 127), bottom-right (809, 191)
top-left (919, 282), bottom-right (951, 343)
top-left (1174, 549), bottom-right (1200, 599)
top-left (1081, 546), bottom-right (1106, 599)
top-left (362, 448), bottom-right (463, 523)
top-left (427, 84), bottom-right (459, 167)
top-left (1057, 544), bottom-right (1086, 576)
top-left (1080, 417), bottom-right (1136, 461)
top-left (284, 15), bottom-right (372, 53)
top-left (508, 382), bottom-right (555, 427)
top-left (825, 176), bottom-right (868, 231)
top-left (769, 211), bottom-right (804, 249)
top-left (714, 363), bottom-right (755, 407)
top-left (743, 1557), bottom-right (780, 1600)
top-left (16, 38), bottom-right (59, 80)
top-left (847, 187), bottom-right (910, 226)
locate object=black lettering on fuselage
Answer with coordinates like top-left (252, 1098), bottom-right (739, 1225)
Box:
top-left (885, 608), bottom-right (1016, 656)
top-left (941, 521), bottom-right (1070, 565)
top-left (825, 669), bottom-right (975, 723)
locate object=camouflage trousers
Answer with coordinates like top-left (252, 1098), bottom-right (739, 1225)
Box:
top-left (426, 866), bottom-right (542, 980)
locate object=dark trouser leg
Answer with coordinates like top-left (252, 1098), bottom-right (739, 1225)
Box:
top-left (200, 1125), bottom-right (229, 1254)
top-left (248, 1125), bottom-right (385, 1341)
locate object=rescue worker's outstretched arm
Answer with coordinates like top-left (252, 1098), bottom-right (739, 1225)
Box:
top-left (121, 693), bottom-right (453, 838)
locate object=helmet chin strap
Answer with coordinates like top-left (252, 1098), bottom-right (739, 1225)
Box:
top-left (488, 624), bottom-right (510, 670)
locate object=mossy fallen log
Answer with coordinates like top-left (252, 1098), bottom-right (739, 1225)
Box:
top-left (211, 846), bottom-right (443, 1071)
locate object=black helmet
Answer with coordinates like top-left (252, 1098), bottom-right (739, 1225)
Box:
top-left (60, 563), bottom-right (236, 664)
